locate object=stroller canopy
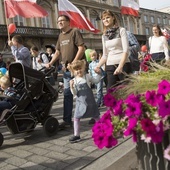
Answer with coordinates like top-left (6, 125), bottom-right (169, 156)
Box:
top-left (9, 63), bottom-right (45, 81)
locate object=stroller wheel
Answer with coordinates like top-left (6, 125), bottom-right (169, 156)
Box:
top-left (0, 133), bottom-right (4, 147)
top-left (43, 116), bottom-right (59, 137)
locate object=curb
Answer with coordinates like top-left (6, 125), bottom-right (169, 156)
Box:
top-left (82, 137), bottom-right (136, 170)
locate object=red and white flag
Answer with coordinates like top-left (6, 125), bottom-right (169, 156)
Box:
top-left (58, 0), bottom-right (100, 33)
top-left (4, 0), bottom-right (48, 18)
top-left (121, 0), bottom-right (139, 17)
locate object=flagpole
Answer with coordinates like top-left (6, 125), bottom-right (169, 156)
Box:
top-left (3, 0), bottom-right (10, 40)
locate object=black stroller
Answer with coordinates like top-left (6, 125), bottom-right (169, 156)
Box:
top-left (0, 63), bottom-right (59, 147)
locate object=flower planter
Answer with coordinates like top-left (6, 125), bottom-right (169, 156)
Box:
top-left (136, 132), bottom-right (170, 170)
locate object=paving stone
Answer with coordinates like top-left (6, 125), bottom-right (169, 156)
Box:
top-left (20, 162), bottom-right (47, 170)
top-left (47, 145), bottom-right (69, 153)
top-left (45, 151), bottom-right (68, 160)
top-left (34, 142), bottom-right (53, 149)
top-left (62, 156), bottom-right (80, 164)
top-left (10, 149), bottom-right (33, 158)
top-left (66, 149), bottom-right (88, 157)
top-left (48, 139), bottom-right (68, 146)
top-left (0, 164), bottom-right (22, 170)
top-left (41, 159), bottom-right (69, 170)
top-left (63, 159), bottom-right (92, 170)
top-left (5, 156), bottom-right (27, 167)
top-left (83, 146), bottom-right (97, 152)
top-left (29, 147), bottom-right (50, 156)
top-left (27, 155), bottom-right (50, 164)
top-left (0, 151), bottom-right (13, 159)
top-left (0, 162), bottom-right (7, 169)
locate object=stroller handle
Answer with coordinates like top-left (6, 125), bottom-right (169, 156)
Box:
top-left (39, 66), bottom-right (55, 76)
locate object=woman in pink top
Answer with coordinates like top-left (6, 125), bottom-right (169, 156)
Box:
top-left (95, 10), bottom-right (131, 90)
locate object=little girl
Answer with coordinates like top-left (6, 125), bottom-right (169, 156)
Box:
top-left (68, 60), bottom-right (101, 143)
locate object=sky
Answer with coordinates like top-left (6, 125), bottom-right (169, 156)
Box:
top-left (139, 0), bottom-right (170, 10)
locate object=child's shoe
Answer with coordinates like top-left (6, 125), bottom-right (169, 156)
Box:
top-left (69, 135), bottom-right (81, 143)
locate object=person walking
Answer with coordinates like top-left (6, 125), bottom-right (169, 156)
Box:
top-left (46, 15), bottom-right (85, 129)
top-left (30, 46), bottom-right (49, 70)
top-left (126, 31), bottom-right (140, 74)
top-left (149, 24), bottom-right (169, 62)
top-left (68, 60), bottom-right (100, 143)
top-left (45, 44), bottom-right (59, 81)
top-left (89, 50), bottom-right (104, 108)
top-left (8, 35), bottom-right (31, 68)
top-left (94, 10), bottom-right (131, 90)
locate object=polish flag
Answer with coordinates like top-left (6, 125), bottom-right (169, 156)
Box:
top-left (58, 0), bottom-right (100, 33)
top-left (4, 0), bottom-right (48, 18)
top-left (121, 0), bottom-right (139, 17)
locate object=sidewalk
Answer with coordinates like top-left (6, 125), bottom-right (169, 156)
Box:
top-left (0, 86), bottom-right (138, 170)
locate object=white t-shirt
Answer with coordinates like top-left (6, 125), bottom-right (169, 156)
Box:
top-left (149, 36), bottom-right (169, 60)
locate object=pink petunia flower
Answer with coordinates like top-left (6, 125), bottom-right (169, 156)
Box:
top-left (103, 93), bottom-right (117, 108)
top-left (145, 90), bottom-right (158, 107)
top-left (157, 80), bottom-right (170, 95)
top-left (113, 99), bottom-right (123, 116)
top-left (125, 102), bottom-right (142, 117)
top-left (158, 100), bottom-right (170, 118)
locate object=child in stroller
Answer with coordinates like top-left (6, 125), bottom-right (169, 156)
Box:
top-left (0, 74), bottom-right (20, 120)
top-left (0, 63), bottom-right (59, 147)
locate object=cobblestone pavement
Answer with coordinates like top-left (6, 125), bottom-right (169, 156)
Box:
top-left (0, 85), bottom-right (136, 170)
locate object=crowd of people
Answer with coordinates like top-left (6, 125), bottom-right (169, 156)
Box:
top-left (0, 10), bottom-right (170, 143)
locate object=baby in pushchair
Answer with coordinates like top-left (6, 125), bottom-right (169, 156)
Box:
top-left (0, 74), bottom-right (21, 119)
top-left (0, 63), bottom-right (59, 147)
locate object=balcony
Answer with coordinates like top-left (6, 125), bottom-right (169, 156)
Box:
top-left (0, 25), bottom-right (60, 38)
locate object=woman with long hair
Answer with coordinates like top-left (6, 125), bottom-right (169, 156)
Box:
top-left (94, 10), bottom-right (131, 90)
top-left (149, 24), bottom-right (169, 62)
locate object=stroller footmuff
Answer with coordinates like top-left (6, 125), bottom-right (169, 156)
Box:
top-left (0, 63), bottom-right (59, 147)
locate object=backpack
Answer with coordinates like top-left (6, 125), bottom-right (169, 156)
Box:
top-left (39, 52), bottom-right (50, 62)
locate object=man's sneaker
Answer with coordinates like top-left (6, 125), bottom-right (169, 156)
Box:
top-left (88, 118), bottom-right (96, 125)
top-left (59, 121), bottom-right (72, 130)
top-left (69, 136), bottom-right (81, 143)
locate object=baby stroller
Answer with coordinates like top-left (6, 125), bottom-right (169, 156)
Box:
top-left (0, 63), bottom-right (59, 147)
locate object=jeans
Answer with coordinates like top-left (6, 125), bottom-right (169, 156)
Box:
top-left (95, 79), bottom-right (104, 106)
top-left (63, 71), bottom-right (73, 123)
top-left (0, 100), bottom-right (13, 116)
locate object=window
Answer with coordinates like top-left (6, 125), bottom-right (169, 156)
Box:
top-left (113, 0), bottom-right (119, 7)
top-left (41, 11), bottom-right (50, 28)
top-left (91, 17), bottom-right (99, 29)
top-left (144, 15), bottom-right (148, 23)
top-left (145, 27), bottom-right (149, 35)
top-left (42, 16), bottom-right (50, 28)
top-left (150, 16), bottom-right (154, 23)
top-left (163, 18), bottom-right (166, 25)
top-left (157, 17), bottom-right (161, 24)
top-left (13, 16), bottom-right (24, 26)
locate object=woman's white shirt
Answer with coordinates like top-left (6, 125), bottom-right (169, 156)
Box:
top-left (149, 36), bottom-right (169, 60)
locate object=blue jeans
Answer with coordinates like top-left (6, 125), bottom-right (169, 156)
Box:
top-left (95, 79), bottom-right (104, 106)
top-left (0, 100), bottom-right (13, 116)
top-left (63, 71), bottom-right (73, 123)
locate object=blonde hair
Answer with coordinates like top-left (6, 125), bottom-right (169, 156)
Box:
top-left (0, 75), bottom-right (11, 89)
top-left (90, 50), bottom-right (97, 58)
top-left (101, 10), bottom-right (117, 34)
top-left (68, 60), bottom-right (86, 76)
